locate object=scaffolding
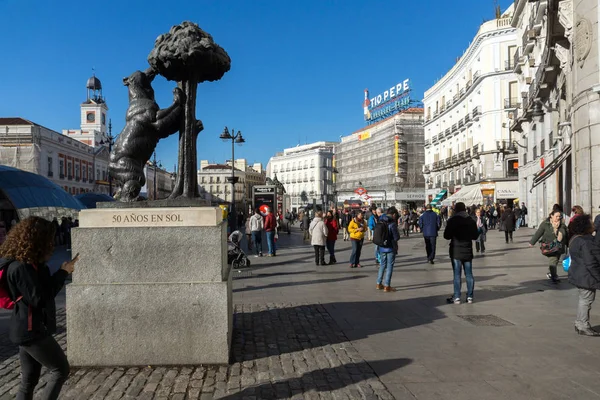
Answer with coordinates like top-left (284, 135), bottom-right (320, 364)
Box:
top-left (336, 110), bottom-right (425, 199)
top-left (0, 145), bottom-right (39, 174)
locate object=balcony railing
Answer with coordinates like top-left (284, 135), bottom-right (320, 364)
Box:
top-left (473, 70), bottom-right (481, 81)
top-left (452, 123), bottom-right (458, 132)
top-left (465, 149), bottom-right (471, 158)
top-left (466, 79), bottom-right (473, 89)
top-left (472, 106), bottom-right (481, 118)
top-left (473, 144), bottom-right (480, 155)
top-left (67, 175), bottom-right (73, 180)
top-left (504, 98), bottom-right (520, 109)
top-left (505, 59), bottom-right (516, 71)
top-left (445, 128), bottom-right (451, 137)
top-left (458, 119), bottom-right (465, 128)
top-left (59, 173), bottom-right (64, 179)
top-left (432, 135), bottom-right (439, 143)
top-left (465, 114), bottom-right (471, 124)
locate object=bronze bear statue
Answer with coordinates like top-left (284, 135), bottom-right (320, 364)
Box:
top-left (109, 68), bottom-right (183, 201)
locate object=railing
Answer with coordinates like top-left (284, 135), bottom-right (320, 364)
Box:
top-left (452, 123), bottom-right (458, 132)
top-left (458, 151), bottom-right (465, 160)
top-left (505, 59), bottom-right (516, 70)
top-left (59, 174), bottom-right (64, 179)
top-left (466, 79), bottom-right (473, 89)
top-left (453, 94), bottom-right (459, 102)
top-left (445, 128), bottom-right (451, 137)
top-left (473, 144), bottom-right (480, 155)
top-left (504, 98), bottom-right (520, 109)
top-left (459, 88), bottom-right (465, 97)
top-left (47, 171), bottom-right (54, 177)
top-left (67, 175), bottom-right (73, 180)
top-left (473, 70), bottom-right (481, 81)
top-left (465, 114), bottom-right (471, 123)
top-left (451, 155), bottom-right (458, 164)
top-left (472, 106), bottom-right (481, 117)
top-left (432, 135), bottom-right (439, 143)
top-left (437, 133), bottom-right (444, 142)
top-left (465, 149), bottom-right (471, 158)
top-left (310, 177), bottom-right (315, 181)
top-left (458, 119), bottom-right (465, 128)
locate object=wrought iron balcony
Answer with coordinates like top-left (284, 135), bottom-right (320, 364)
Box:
top-left (458, 119), bottom-right (465, 128)
top-left (452, 123), bottom-right (458, 132)
top-left (504, 98), bottom-right (521, 109)
top-left (445, 128), bottom-right (451, 137)
top-left (472, 106), bottom-right (481, 118)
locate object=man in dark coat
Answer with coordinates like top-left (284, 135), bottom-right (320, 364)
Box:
top-left (501, 206), bottom-right (517, 243)
top-left (443, 202), bottom-right (479, 304)
top-left (419, 205), bottom-right (441, 264)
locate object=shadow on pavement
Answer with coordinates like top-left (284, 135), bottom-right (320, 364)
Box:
top-left (219, 358), bottom-right (413, 399)
top-left (233, 275), bottom-right (368, 293)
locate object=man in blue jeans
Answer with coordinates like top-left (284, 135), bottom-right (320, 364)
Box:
top-left (263, 207), bottom-right (277, 256)
top-left (443, 202), bottom-right (479, 304)
top-left (249, 208), bottom-right (264, 257)
top-left (419, 205), bottom-right (441, 264)
top-left (376, 207), bottom-right (401, 293)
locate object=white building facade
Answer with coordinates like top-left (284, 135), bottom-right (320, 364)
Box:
top-left (266, 142), bottom-right (336, 210)
top-left (423, 7), bottom-right (521, 207)
top-left (198, 161), bottom-right (246, 206)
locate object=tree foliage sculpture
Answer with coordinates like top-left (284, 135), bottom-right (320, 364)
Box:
top-left (148, 22), bottom-right (231, 198)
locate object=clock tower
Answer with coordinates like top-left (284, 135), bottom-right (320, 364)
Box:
top-left (80, 74), bottom-right (109, 144)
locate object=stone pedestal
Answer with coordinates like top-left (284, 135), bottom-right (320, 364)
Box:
top-left (66, 206), bottom-right (232, 366)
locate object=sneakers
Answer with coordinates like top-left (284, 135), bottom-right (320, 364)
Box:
top-left (356, 264), bottom-right (362, 268)
top-left (384, 286), bottom-right (397, 292)
top-left (350, 264), bottom-right (357, 269)
top-left (428, 260), bottom-right (435, 265)
top-left (254, 255), bottom-right (259, 258)
top-left (376, 284), bottom-right (384, 290)
top-left (547, 272), bottom-right (561, 283)
top-left (575, 326), bottom-right (600, 336)
top-left (467, 297), bottom-right (473, 304)
top-left (453, 298), bottom-right (461, 304)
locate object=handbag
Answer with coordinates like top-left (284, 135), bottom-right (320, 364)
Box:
top-left (540, 241), bottom-right (563, 256)
top-left (562, 256), bottom-right (571, 272)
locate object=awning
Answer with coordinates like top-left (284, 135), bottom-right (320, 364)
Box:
top-left (531, 145), bottom-right (571, 192)
top-left (430, 189), bottom-right (447, 206)
top-left (441, 184), bottom-right (483, 206)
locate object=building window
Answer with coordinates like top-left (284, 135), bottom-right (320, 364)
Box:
top-left (82, 165), bottom-right (86, 181)
top-left (533, 146), bottom-right (538, 159)
top-left (523, 152), bottom-right (528, 165)
top-left (507, 159), bottom-right (519, 178)
top-left (47, 157), bottom-right (53, 177)
top-left (59, 160), bottom-right (64, 179)
top-left (75, 164), bottom-right (80, 181)
top-left (97, 169), bottom-right (100, 180)
top-left (67, 163), bottom-right (73, 180)
top-left (540, 139), bottom-right (545, 154)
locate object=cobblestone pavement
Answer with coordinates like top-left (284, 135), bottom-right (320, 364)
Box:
top-left (0, 304), bottom-right (396, 399)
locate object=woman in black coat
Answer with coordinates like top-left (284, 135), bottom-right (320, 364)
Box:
top-left (501, 205), bottom-right (516, 243)
top-left (1, 217), bottom-right (77, 399)
top-left (567, 214), bottom-right (600, 336)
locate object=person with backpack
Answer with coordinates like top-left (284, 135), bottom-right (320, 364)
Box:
top-left (375, 207), bottom-right (401, 292)
top-left (309, 211), bottom-right (328, 266)
top-left (419, 205), bottom-right (441, 264)
top-left (444, 202), bottom-right (480, 304)
top-left (249, 208), bottom-right (264, 257)
top-left (0, 217), bottom-right (77, 400)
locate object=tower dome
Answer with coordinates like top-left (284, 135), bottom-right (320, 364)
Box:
top-left (85, 74), bottom-right (104, 104)
top-left (86, 75), bottom-right (102, 91)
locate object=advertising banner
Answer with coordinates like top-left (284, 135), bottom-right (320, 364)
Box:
top-left (253, 186), bottom-right (276, 216)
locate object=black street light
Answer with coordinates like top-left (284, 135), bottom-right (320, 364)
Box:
top-left (99, 119), bottom-right (115, 196)
top-left (220, 127), bottom-right (245, 232)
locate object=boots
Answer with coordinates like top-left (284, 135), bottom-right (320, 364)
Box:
top-left (329, 255), bottom-right (337, 265)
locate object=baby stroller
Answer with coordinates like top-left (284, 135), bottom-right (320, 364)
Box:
top-left (228, 230), bottom-right (251, 269)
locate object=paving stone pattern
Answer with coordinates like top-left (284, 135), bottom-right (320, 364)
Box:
top-left (0, 305), bottom-right (394, 399)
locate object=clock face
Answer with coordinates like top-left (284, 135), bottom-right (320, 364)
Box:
top-left (87, 113), bottom-right (95, 123)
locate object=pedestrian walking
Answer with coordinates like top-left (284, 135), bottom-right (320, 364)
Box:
top-left (400, 210), bottom-right (410, 237)
top-left (367, 208), bottom-right (378, 242)
top-left (284, 209), bottom-right (293, 234)
top-left (566, 214), bottom-right (600, 336)
top-left (521, 202), bottom-right (528, 227)
top-left (443, 202), bottom-right (479, 304)
top-left (2, 217), bottom-right (77, 400)
top-left (244, 216), bottom-right (253, 252)
top-left (309, 211), bottom-right (328, 266)
top-left (249, 208), bottom-right (264, 257)
top-left (514, 205), bottom-right (522, 230)
top-left (473, 208), bottom-right (488, 254)
top-left (302, 212), bottom-right (311, 242)
top-left (529, 209), bottom-right (568, 283)
top-left (419, 205), bottom-right (441, 264)
top-left (372, 208), bottom-right (383, 264)
top-left (264, 207), bottom-right (277, 257)
top-left (501, 205), bottom-right (516, 243)
top-left (324, 210), bottom-right (338, 264)
top-left (375, 208), bottom-right (400, 292)
top-left (341, 210), bottom-right (351, 241)
top-left (348, 211), bottom-right (367, 268)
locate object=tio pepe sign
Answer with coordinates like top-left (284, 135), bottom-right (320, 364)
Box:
top-left (366, 79), bottom-right (410, 110)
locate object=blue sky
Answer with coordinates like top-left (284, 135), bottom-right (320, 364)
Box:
top-left (0, 0), bottom-right (513, 171)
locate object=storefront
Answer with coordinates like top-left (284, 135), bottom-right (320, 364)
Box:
top-left (495, 180), bottom-right (519, 207)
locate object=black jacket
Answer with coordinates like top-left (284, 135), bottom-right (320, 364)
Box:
top-left (443, 212), bottom-right (479, 261)
top-left (4, 259), bottom-right (68, 345)
top-left (568, 235), bottom-right (600, 290)
top-left (501, 210), bottom-right (516, 232)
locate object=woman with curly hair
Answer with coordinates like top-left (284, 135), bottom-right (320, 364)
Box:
top-left (568, 214), bottom-right (600, 336)
top-left (1, 216), bottom-right (77, 400)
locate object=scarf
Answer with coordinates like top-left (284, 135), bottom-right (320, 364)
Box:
top-left (550, 218), bottom-right (563, 242)
top-left (477, 216), bottom-right (483, 229)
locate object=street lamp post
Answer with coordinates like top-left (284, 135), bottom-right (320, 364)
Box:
top-left (100, 119), bottom-right (115, 196)
top-left (220, 127), bottom-right (245, 233)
